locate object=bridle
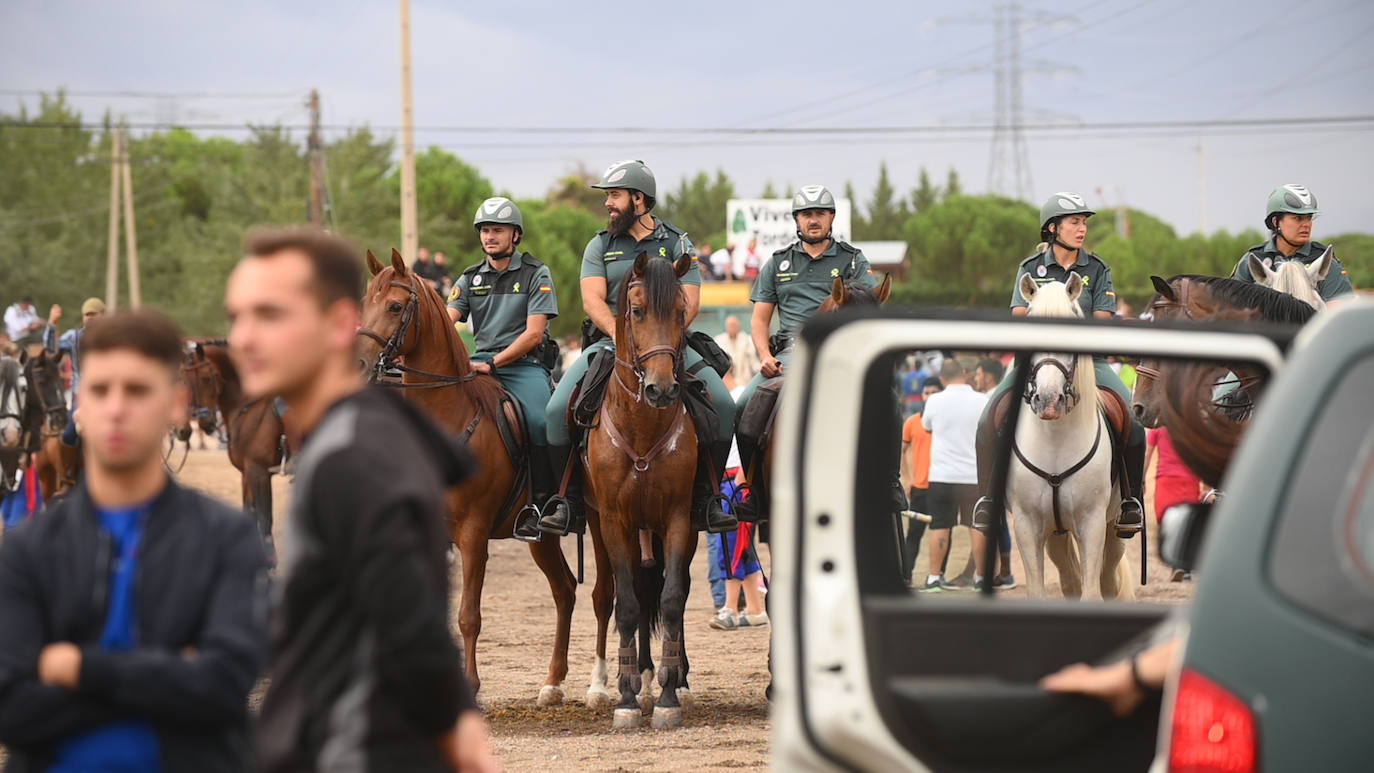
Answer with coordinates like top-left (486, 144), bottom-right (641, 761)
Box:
top-left (183, 355), bottom-right (223, 433)
top-left (611, 279), bottom-right (685, 404)
top-left (358, 277), bottom-right (476, 389)
top-left (25, 356), bottom-right (67, 437)
top-left (1024, 353), bottom-right (1081, 413)
top-left (0, 358), bottom-right (24, 433)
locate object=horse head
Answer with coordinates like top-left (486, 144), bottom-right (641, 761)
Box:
top-left (21, 346), bottom-right (67, 436)
top-left (1021, 274), bottom-right (1091, 421)
top-left (0, 356), bottom-right (25, 448)
top-left (618, 252), bottom-right (691, 409)
top-left (358, 248), bottom-right (425, 377)
top-left (179, 341), bottom-right (224, 439)
top-left (817, 272), bottom-right (893, 313)
top-left (1246, 248), bottom-right (1328, 311)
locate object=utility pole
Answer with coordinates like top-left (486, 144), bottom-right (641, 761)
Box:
top-left (120, 129), bottom-right (141, 309)
top-left (308, 88), bottom-right (326, 226)
top-left (398, 0), bottom-right (418, 265)
top-left (105, 128), bottom-right (121, 311)
top-left (1197, 138), bottom-right (1208, 235)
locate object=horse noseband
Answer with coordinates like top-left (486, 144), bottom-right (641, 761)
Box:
top-left (1024, 354), bottom-right (1080, 411)
top-left (358, 280), bottom-right (420, 380)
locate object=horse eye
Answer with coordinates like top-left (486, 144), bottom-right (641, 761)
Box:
top-left (388, 302), bottom-right (403, 313)
top-left (632, 307), bottom-right (645, 320)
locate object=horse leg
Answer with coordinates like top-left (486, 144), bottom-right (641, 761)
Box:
top-left (244, 463), bottom-right (275, 562)
top-left (586, 508), bottom-right (617, 709)
top-left (605, 519), bottom-right (645, 729)
top-left (455, 526), bottom-right (489, 699)
top-left (636, 548), bottom-right (660, 714)
top-left (653, 522), bottom-right (696, 730)
top-left (1013, 509), bottom-right (1049, 598)
top-left (1045, 531), bottom-right (1083, 599)
top-left (1100, 519), bottom-right (1135, 601)
top-left (528, 534), bottom-right (577, 707)
top-left (1074, 510), bottom-right (1107, 602)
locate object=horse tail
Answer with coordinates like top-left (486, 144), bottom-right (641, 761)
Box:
top-left (1113, 558), bottom-right (1135, 601)
top-left (1159, 362), bottom-right (1247, 488)
top-left (639, 535), bottom-right (666, 636)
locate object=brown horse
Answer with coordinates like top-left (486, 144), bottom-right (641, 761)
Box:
top-left (22, 346), bottom-right (72, 500)
top-left (1132, 274), bottom-right (1314, 486)
top-left (357, 249), bottom-right (577, 704)
top-left (179, 339), bottom-right (285, 551)
top-left (582, 252), bottom-right (698, 730)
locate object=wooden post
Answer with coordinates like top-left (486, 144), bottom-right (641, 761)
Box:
top-left (105, 128), bottom-right (121, 311)
top-left (120, 130), bottom-right (141, 309)
top-left (308, 88), bottom-right (325, 225)
top-left (398, 0), bottom-right (418, 265)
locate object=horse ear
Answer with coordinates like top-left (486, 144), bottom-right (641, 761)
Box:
top-left (1150, 275), bottom-right (1175, 300)
top-left (831, 277), bottom-right (847, 305)
top-left (633, 251), bottom-right (650, 278)
top-left (1019, 273), bottom-right (1039, 302)
top-left (673, 253), bottom-right (693, 278)
top-left (366, 250), bottom-right (384, 276)
top-left (1247, 254), bottom-right (1274, 283)
top-left (875, 273), bottom-right (893, 304)
top-left (1065, 272), bottom-right (1085, 301)
top-left (390, 248), bottom-right (407, 276)
top-left (194, 343), bottom-right (205, 359)
top-left (1309, 246), bottom-right (1334, 281)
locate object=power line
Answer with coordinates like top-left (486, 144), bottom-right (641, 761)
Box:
top-left (5, 114), bottom-right (1373, 135)
top-left (0, 89), bottom-right (306, 99)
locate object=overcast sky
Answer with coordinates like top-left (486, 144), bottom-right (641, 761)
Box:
top-left (4, 0), bottom-right (1373, 237)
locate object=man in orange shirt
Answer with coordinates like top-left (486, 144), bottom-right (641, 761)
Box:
top-left (900, 378), bottom-right (943, 585)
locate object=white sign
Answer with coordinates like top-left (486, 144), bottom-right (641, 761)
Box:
top-left (726, 198), bottom-right (853, 257)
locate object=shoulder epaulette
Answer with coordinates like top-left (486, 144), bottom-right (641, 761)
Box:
top-left (772, 243), bottom-right (796, 258)
top-left (460, 261), bottom-right (485, 278)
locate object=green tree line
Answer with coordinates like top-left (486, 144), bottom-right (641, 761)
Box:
top-left (3, 94), bottom-right (1368, 339)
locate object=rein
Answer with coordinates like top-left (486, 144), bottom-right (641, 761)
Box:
top-left (600, 278), bottom-right (689, 472)
top-left (360, 278), bottom-right (478, 390)
top-left (611, 279), bottom-right (684, 404)
top-left (25, 359), bottom-right (66, 438)
top-left (183, 356), bottom-right (222, 432)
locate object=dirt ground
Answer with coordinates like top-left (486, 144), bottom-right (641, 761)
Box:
top-left (165, 446), bottom-right (1191, 772)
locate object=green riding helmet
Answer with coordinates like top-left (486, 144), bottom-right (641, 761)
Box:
top-left (473, 196), bottom-right (523, 231)
top-left (591, 159), bottom-right (656, 199)
top-left (792, 184), bottom-right (837, 213)
top-left (1040, 191), bottom-right (1096, 229)
top-left (1264, 184), bottom-right (1319, 229)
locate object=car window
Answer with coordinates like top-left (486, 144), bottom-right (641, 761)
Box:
top-left (1268, 353), bottom-right (1374, 638)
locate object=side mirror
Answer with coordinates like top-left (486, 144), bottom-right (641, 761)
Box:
top-left (1159, 502), bottom-right (1214, 571)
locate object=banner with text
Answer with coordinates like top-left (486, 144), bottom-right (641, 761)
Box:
top-left (726, 198), bottom-right (853, 255)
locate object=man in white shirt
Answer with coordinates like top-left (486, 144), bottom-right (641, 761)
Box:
top-left (710, 243), bottom-right (734, 280)
top-left (919, 358), bottom-right (989, 592)
top-left (714, 316), bottom-right (760, 386)
top-left (4, 296), bottom-right (51, 347)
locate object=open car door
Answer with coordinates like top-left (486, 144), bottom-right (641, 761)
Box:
top-left (770, 310), bottom-right (1289, 772)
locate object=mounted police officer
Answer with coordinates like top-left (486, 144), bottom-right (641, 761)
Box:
top-left (970, 192), bottom-right (1146, 538)
top-left (45, 297), bottom-right (106, 451)
top-left (1231, 184), bottom-right (1355, 303)
top-left (732, 185), bottom-right (878, 520)
top-left (540, 160), bottom-right (738, 537)
top-left (447, 196), bottom-right (560, 541)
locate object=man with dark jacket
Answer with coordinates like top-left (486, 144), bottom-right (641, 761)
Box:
top-left (0, 309), bottom-right (270, 772)
top-left (227, 227), bottom-right (497, 773)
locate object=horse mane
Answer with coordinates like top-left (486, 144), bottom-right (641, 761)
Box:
top-left (394, 265), bottom-right (506, 419)
top-left (1167, 275), bottom-right (1316, 325)
top-left (617, 255), bottom-right (684, 322)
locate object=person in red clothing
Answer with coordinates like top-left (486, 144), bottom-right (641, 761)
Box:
top-left (1146, 426), bottom-right (1204, 523)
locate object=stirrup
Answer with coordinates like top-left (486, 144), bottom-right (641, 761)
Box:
top-left (971, 496), bottom-right (995, 532)
top-left (1116, 499), bottom-right (1144, 538)
top-left (513, 504), bottom-right (543, 543)
top-left (701, 494), bottom-right (738, 534)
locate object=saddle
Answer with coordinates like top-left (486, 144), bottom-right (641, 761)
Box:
top-left (570, 346), bottom-right (721, 444)
top-left (738, 377), bottom-right (784, 448)
top-left (468, 381), bottom-right (530, 538)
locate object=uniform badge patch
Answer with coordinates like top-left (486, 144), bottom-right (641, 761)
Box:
top-left (830, 268), bottom-right (840, 277)
top-left (1263, 257), bottom-right (1273, 269)
top-left (659, 247), bottom-right (667, 257)
top-left (472, 274), bottom-right (483, 287)
top-left (448, 285), bottom-right (461, 302)
top-left (779, 259), bottom-right (791, 272)
top-left (1037, 265), bottom-right (1047, 277)
top-left (539, 285), bottom-right (553, 293)
top-left (513, 282), bottom-right (521, 293)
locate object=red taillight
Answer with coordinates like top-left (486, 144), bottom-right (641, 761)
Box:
top-left (1168, 668), bottom-right (1258, 773)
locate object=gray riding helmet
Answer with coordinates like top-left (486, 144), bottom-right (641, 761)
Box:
top-left (1040, 191), bottom-right (1096, 229)
top-left (792, 184), bottom-right (837, 213)
top-left (1264, 184), bottom-right (1319, 230)
top-left (473, 196), bottom-right (523, 231)
top-left (591, 159), bottom-right (657, 199)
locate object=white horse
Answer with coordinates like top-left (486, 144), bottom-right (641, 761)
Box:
top-left (1247, 247), bottom-right (1330, 311)
top-left (1007, 274), bottom-right (1134, 601)
top-left (0, 356), bottom-right (26, 449)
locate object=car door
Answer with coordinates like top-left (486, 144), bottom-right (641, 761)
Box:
top-left (770, 309), bottom-right (1290, 773)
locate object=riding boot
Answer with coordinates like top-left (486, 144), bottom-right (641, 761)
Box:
top-left (514, 445), bottom-right (554, 542)
top-left (732, 435), bottom-right (760, 522)
top-left (1116, 433), bottom-right (1147, 539)
top-left (692, 439), bottom-right (738, 534)
top-left (971, 425), bottom-right (997, 532)
top-left (539, 442), bottom-right (585, 536)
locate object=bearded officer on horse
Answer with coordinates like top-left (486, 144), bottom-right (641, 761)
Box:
top-left (447, 196), bottom-right (562, 541)
top-left (539, 159), bottom-right (738, 538)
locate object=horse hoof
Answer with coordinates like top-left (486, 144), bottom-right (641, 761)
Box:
top-left (638, 692), bottom-right (655, 714)
top-left (651, 706), bottom-right (683, 730)
top-left (537, 685), bottom-right (564, 707)
top-left (612, 708), bottom-right (642, 729)
top-left (585, 689), bottom-right (614, 710)
top-left (676, 688), bottom-right (695, 710)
